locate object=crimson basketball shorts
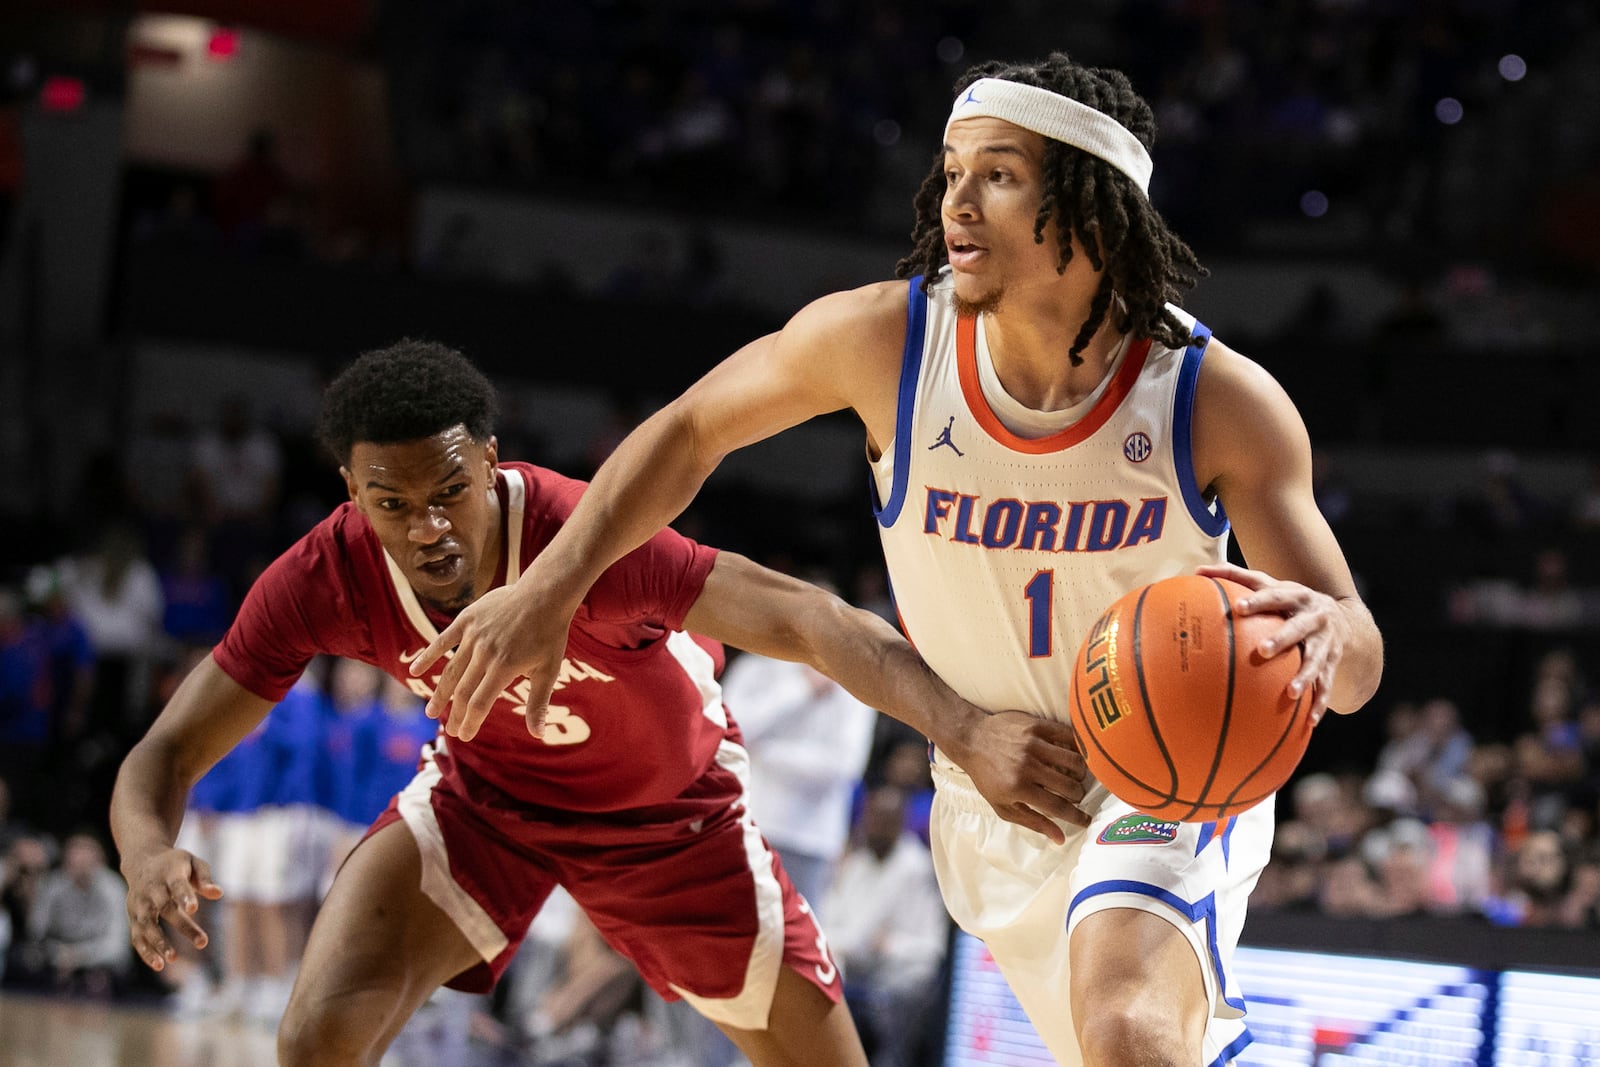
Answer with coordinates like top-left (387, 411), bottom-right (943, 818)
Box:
top-left (929, 760), bottom-right (1272, 1066)
top-left (365, 735), bottom-right (842, 1030)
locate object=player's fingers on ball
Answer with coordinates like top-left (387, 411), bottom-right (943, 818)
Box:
top-left (1258, 615), bottom-right (1311, 657)
top-left (1036, 718), bottom-right (1081, 749)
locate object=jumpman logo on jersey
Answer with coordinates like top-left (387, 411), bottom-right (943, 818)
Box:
top-left (928, 416), bottom-right (965, 456)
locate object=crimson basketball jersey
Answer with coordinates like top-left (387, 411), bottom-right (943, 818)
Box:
top-left (871, 272), bottom-right (1229, 749)
top-left (214, 462), bottom-right (726, 812)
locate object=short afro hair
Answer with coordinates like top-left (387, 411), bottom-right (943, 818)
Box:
top-left (318, 339), bottom-right (499, 465)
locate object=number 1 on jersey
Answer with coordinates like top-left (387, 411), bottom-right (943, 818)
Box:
top-left (1024, 570), bottom-right (1053, 658)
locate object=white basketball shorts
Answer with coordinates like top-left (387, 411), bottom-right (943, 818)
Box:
top-left (930, 763), bottom-right (1272, 1066)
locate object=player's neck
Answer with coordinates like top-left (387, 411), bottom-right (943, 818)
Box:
top-left (983, 301), bottom-right (1124, 412)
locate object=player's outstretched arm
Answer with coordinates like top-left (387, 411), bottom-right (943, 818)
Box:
top-left (1191, 342), bottom-right (1384, 723)
top-left (110, 653), bottom-right (275, 972)
top-left (412, 283), bottom-right (907, 744)
top-left (685, 551), bottom-right (1090, 842)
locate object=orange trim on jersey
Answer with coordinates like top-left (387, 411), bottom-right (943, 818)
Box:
top-left (956, 314), bottom-right (1152, 454)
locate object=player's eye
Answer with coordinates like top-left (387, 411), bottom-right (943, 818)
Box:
top-left (377, 498), bottom-right (405, 512)
top-left (945, 169), bottom-right (961, 184)
top-left (437, 484), bottom-right (467, 501)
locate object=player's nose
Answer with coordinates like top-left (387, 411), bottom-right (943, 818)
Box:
top-left (408, 507), bottom-right (450, 541)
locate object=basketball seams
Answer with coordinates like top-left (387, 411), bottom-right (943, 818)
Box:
top-left (1176, 578), bottom-right (1238, 821)
top-left (1128, 585), bottom-right (1183, 805)
top-left (1074, 574), bottom-right (1312, 822)
top-left (1072, 607), bottom-right (1171, 811)
top-left (1218, 685), bottom-right (1308, 817)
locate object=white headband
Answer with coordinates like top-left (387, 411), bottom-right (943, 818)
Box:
top-left (945, 77), bottom-right (1153, 196)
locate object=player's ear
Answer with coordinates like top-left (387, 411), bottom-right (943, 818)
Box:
top-left (339, 465), bottom-right (361, 506)
top-left (482, 434), bottom-right (499, 472)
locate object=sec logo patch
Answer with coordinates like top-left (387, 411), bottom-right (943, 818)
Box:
top-left (1123, 432), bottom-right (1152, 463)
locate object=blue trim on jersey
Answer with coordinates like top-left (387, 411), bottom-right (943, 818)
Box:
top-left (1208, 1027), bottom-right (1254, 1066)
top-left (1068, 879), bottom-right (1248, 1014)
top-left (1174, 323), bottom-right (1230, 538)
top-left (871, 276), bottom-right (928, 527)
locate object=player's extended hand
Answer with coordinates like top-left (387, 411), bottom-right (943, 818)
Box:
top-left (124, 847), bottom-right (223, 972)
top-left (409, 584), bottom-right (576, 741)
top-left (958, 711), bottom-right (1089, 844)
top-left (1196, 562), bottom-right (1350, 726)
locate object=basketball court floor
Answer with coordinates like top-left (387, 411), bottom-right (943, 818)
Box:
top-left (0, 990), bottom-right (524, 1067)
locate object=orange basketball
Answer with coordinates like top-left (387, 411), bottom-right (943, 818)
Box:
top-left (1069, 574), bottom-right (1311, 822)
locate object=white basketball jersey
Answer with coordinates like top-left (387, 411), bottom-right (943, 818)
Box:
top-left (871, 272), bottom-right (1230, 758)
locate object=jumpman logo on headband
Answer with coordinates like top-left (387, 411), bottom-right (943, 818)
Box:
top-left (929, 416), bottom-right (965, 456)
top-left (961, 86), bottom-right (982, 106)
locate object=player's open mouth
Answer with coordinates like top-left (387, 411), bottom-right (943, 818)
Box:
top-left (417, 554), bottom-right (464, 585)
top-left (946, 236), bottom-right (987, 268)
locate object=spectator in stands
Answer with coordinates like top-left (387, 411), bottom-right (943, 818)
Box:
top-left (1486, 829), bottom-right (1576, 927)
top-left (0, 776), bottom-right (26, 859)
top-left (188, 394), bottom-right (284, 601)
top-left (1378, 697), bottom-right (1475, 817)
top-left (158, 527), bottom-right (233, 647)
top-left (1424, 777), bottom-right (1496, 915)
top-left (1519, 547), bottom-right (1586, 630)
top-left (876, 738), bottom-right (935, 847)
top-left (718, 580), bottom-right (878, 914)
top-left (1364, 817), bottom-right (1435, 918)
top-left (350, 674), bottom-right (436, 830)
top-left (1291, 772), bottom-right (1369, 859)
top-left (1318, 853), bottom-right (1385, 920)
top-left (1560, 845), bottom-right (1600, 929)
top-left (822, 785), bottom-right (948, 1067)
top-left (214, 673), bottom-right (327, 1023)
top-left (0, 588), bottom-right (52, 807)
top-left (1251, 819), bottom-right (1324, 913)
top-left (19, 831), bottom-right (129, 997)
top-left (23, 565), bottom-right (95, 765)
top-left (316, 658), bottom-right (385, 899)
top-left (214, 127), bottom-right (291, 250)
top-left (1451, 449), bottom-right (1546, 536)
top-left (2, 834), bottom-right (52, 983)
top-left (523, 909), bottom-right (652, 1065)
top-left (57, 522), bottom-right (165, 750)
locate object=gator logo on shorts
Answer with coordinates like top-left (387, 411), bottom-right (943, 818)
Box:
top-left (1097, 813), bottom-right (1181, 845)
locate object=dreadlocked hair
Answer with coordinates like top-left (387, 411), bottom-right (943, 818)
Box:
top-left (318, 338), bottom-right (499, 465)
top-left (895, 52), bottom-right (1207, 366)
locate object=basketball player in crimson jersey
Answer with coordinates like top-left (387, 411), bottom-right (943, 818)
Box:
top-left (110, 341), bottom-right (1087, 1067)
top-left (420, 54), bottom-right (1385, 1065)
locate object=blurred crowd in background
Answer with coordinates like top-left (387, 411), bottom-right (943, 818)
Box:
top-left (2, 0), bottom-right (1600, 1063)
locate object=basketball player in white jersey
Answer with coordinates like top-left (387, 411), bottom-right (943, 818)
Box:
top-left (416, 53), bottom-right (1385, 1065)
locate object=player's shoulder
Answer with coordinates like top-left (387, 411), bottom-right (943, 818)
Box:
top-left (279, 501), bottom-right (366, 570)
top-left (1193, 332), bottom-right (1299, 416)
top-left (1191, 330), bottom-right (1311, 480)
top-left (781, 279), bottom-right (911, 364)
top-left (508, 461), bottom-right (586, 524)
